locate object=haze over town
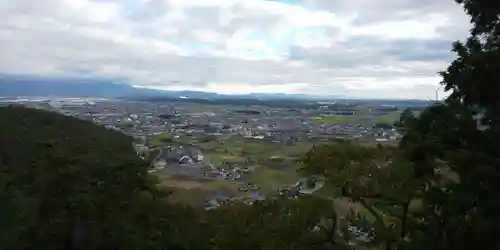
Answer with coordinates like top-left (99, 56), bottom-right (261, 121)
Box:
top-left (0, 0), bottom-right (471, 99)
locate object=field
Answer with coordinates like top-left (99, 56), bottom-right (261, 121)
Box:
top-left (204, 152), bottom-right (246, 166)
top-left (249, 167), bottom-right (300, 192)
top-left (150, 133), bottom-right (313, 205)
top-left (150, 133), bottom-right (307, 171)
top-left (161, 176), bottom-right (243, 207)
top-left (313, 110), bottom-right (401, 127)
top-left (149, 132), bottom-right (175, 147)
top-left (148, 110), bottom-right (402, 210)
top-left (315, 115), bottom-right (353, 125)
top-left (375, 111), bottom-right (401, 124)
top-left (188, 136), bottom-right (314, 165)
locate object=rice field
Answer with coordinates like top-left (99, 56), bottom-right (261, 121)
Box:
top-left (315, 115), bottom-right (353, 125)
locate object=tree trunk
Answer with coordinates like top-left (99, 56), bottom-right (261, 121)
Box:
top-left (401, 200), bottom-right (410, 239)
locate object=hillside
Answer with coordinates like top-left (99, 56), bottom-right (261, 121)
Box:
top-left (0, 106), bottom-right (179, 250)
top-left (0, 105), bottom-right (140, 165)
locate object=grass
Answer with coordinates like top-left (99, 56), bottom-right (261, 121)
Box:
top-left (314, 184), bottom-right (341, 198)
top-left (149, 132), bottom-right (174, 146)
top-left (205, 180), bottom-right (240, 190)
top-left (205, 152), bottom-right (246, 167)
top-left (249, 168), bottom-right (300, 193)
top-left (160, 179), bottom-right (203, 189)
top-left (271, 142), bottom-right (314, 156)
top-left (231, 138), bottom-right (311, 155)
top-left (315, 115), bottom-right (353, 125)
top-left (376, 111), bottom-right (401, 124)
top-left (196, 140), bottom-right (220, 151)
top-left (148, 133), bottom-right (200, 147)
top-left (161, 178), bottom-right (241, 205)
top-left (311, 108), bottom-right (401, 127)
top-left (202, 138), bottom-right (314, 167)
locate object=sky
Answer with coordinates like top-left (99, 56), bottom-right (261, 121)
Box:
top-left (0, 0), bottom-right (471, 99)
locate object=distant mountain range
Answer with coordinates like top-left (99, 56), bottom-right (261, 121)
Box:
top-left (0, 75), bottom-right (159, 97)
top-left (0, 74), bottom-right (432, 106)
top-left (0, 75), bottom-right (314, 99)
top-left (0, 74), bottom-right (335, 100)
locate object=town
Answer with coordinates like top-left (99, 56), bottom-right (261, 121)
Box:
top-left (3, 97), bottom-right (412, 211)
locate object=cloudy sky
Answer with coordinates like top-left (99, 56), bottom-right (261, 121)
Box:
top-left (0, 0), bottom-right (471, 99)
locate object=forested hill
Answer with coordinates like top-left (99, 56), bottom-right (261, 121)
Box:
top-left (0, 105), bottom-right (140, 166)
top-left (0, 106), bottom-right (182, 250)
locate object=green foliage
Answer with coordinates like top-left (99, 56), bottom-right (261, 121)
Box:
top-left (149, 132), bottom-right (174, 146)
top-left (204, 197), bottom-right (341, 250)
top-left (302, 142), bottom-right (419, 249)
top-left (376, 111), bottom-right (402, 124)
top-left (400, 109), bottom-right (415, 122)
top-left (395, 108), bottom-right (416, 129)
top-left (398, 0), bottom-right (500, 248)
top-left (0, 106), bottom-right (196, 250)
top-left (301, 2), bottom-right (500, 248)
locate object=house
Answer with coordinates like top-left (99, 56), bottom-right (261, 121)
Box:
top-left (153, 159), bottom-right (166, 169)
top-left (133, 143), bottom-right (149, 155)
top-left (154, 145), bottom-right (204, 165)
top-left (178, 155), bottom-right (194, 164)
top-left (205, 192), bottom-right (231, 210)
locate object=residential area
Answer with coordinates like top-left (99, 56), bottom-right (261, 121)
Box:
top-left (4, 97), bottom-right (408, 211)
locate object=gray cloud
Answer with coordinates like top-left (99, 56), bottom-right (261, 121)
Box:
top-left (300, 0), bottom-right (465, 24)
top-left (0, 0), bottom-right (472, 99)
top-left (289, 36), bottom-right (455, 71)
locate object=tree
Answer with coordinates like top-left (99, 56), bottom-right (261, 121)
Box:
top-left (398, 0), bottom-right (500, 249)
top-left (0, 106), bottom-right (203, 250)
top-left (204, 197), bottom-right (345, 250)
top-left (395, 109), bottom-right (416, 129)
top-left (301, 141), bottom-right (420, 249)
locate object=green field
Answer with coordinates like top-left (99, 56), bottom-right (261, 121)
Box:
top-left (315, 115), bottom-right (353, 125)
top-left (149, 132), bottom-right (175, 146)
top-left (271, 142), bottom-right (314, 156)
top-left (249, 167), bottom-right (300, 192)
top-left (205, 152), bottom-right (246, 166)
top-left (375, 111), bottom-right (401, 124)
top-left (201, 137), bottom-right (313, 161)
top-left (312, 107), bottom-right (402, 126)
